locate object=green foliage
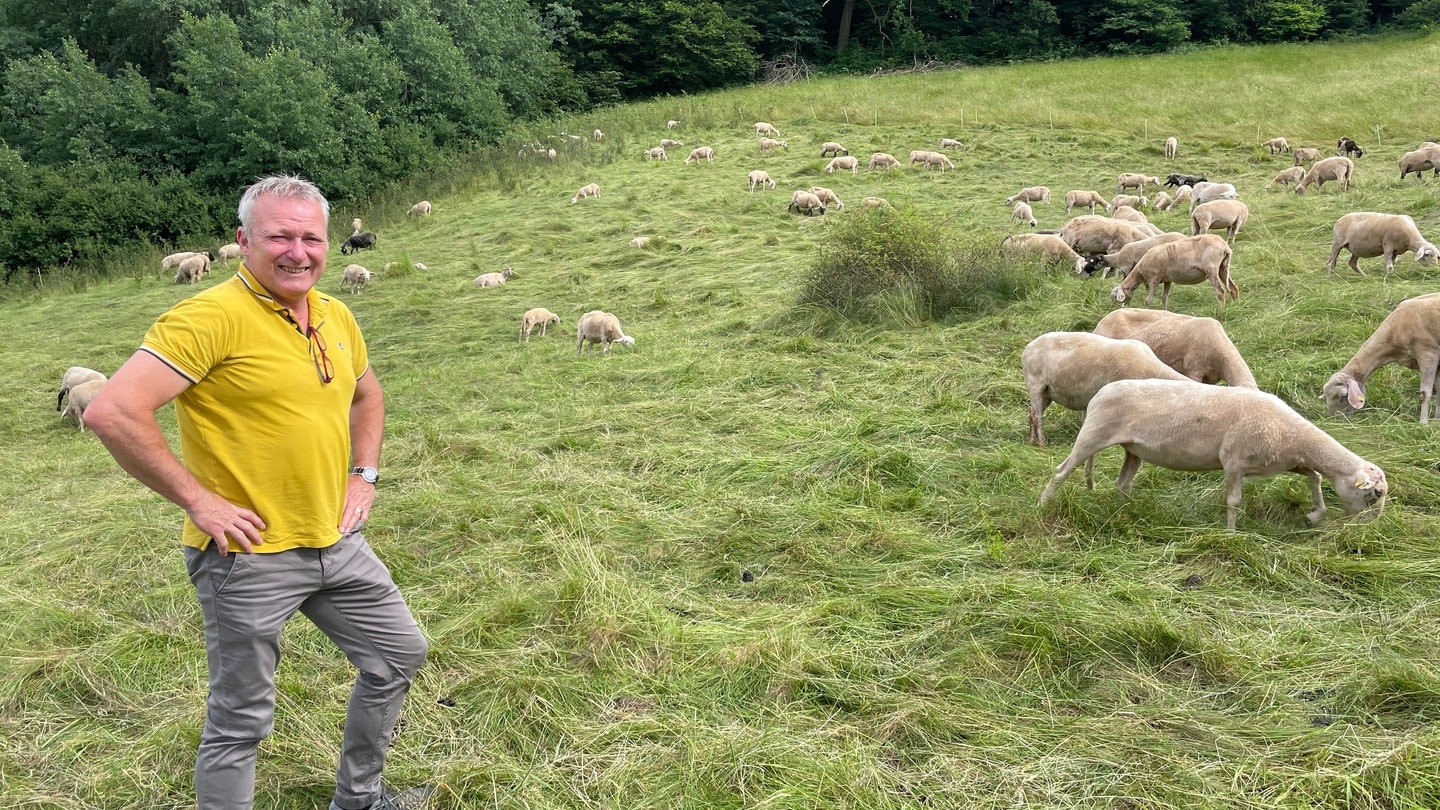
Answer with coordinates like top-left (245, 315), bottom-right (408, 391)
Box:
top-left (1251, 0), bottom-right (1329, 41)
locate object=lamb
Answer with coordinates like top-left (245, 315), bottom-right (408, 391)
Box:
top-left (1117, 173), bottom-right (1160, 192)
top-left (174, 253), bottom-right (211, 284)
top-left (1263, 137), bottom-right (1291, 155)
top-left (520, 307), bottom-right (560, 342)
top-left (1270, 166), bottom-right (1306, 188)
top-left (1294, 157), bottom-right (1353, 195)
top-left (571, 183), bottom-right (600, 204)
top-left (1151, 191), bottom-right (1174, 212)
top-left (57, 366), bottom-right (106, 412)
top-left (341, 231), bottom-right (378, 255)
top-left (576, 310), bottom-right (634, 355)
top-left (659, 138), bottom-right (684, 149)
top-left (473, 267), bottom-right (516, 287)
top-left (1397, 144), bottom-right (1440, 180)
top-left (808, 186), bottom-right (843, 210)
top-left (1323, 292), bottom-right (1440, 423)
top-left (340, 264), bottom-right (373, 294)
top-left (629, 236), bottom-right (652, 248)
top-left (667, 120), bottom-right (680, 130)
top-left (1110, 205), bottom-right (1148, 224)
top-left (1111, 194), bottom-right (1147, 210)
top-left (861, 196), bottom-right (892, 209)
top-left (1171, 185), bottom-right (1193, 209)
top-left (1064, 190), bottom-right (1109, 215)
top-left (1093, 309), bottom-right (1257, 388)
top-left (1021, 331), bottom-right (1190, 446)
top-left (825, 155), bottom-right (860, 175)
top-left (753, 122), bottom-right (780, 136)
top-left (1326, 212), bottom-right (1440, 275)
top-left (1111, 234), bottom-right (1237, 309)
top-left (216, 243), bottom-right (242, 263)
top-left (1007, 186), bottom-right (1051, 205)
top-left (1337, 137), bottom-right (1364, 158)
top-left (350, 217), bottom-right (362, 235)
top-left (869, 152), bottom-right (901, 170)
top-left (819, 142), bottom-right (849, 157)
top-left (60, 378), bottom-right (107, 432)
top-left (1292, 147), bottom-right (1322, 165)
top-left (788, 190), bottom-right (826, 216)
top-left (1002, 233), bottom-right (1087, 275)
top-left (408, 200), bottom-right (432, 217)
top-left (757, 137), bottom-right (788, 153)
top-left (644, 147), bottom-right (668, 161)
top-left (1038, 379), bottom-right (1388, 530)
top-left (592, 129), bottom-right (604, 142)
top-left (748, 170), bottom-right (777, 192)
top-left (1081, 232), bottom-right (1188, 279)
top-left (684, 147), bottom-right (715, 165)
top-left (1190, 199), bottom-right (1250, 244)
top-left (1188, 181), bottom-right (1237, 213)
top-left (1165, 173), bottom-right (1206, 188)
top-left (1164, 136), bottom-right (1178, 160)
top-left (1011, 201), bottom-right (1038, 228)
top-left (1057, 215), bottom-right (1152, 256)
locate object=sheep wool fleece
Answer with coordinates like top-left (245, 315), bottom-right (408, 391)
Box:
top-left (140, 264), bottom-right (369, 552)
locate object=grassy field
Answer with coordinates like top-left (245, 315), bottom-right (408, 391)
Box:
top-left (5, 33), bottom-right (1440, 809)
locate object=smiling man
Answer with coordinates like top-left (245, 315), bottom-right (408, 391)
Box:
top-left (85, 174), bottom-right (427, 810)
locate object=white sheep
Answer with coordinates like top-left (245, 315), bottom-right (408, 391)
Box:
top-left (60, 378), bottom-right (107, 432)
top-left (1007, 186), bottom-right (1051, 205)
top-left (788, 190), bottom-right (826, 216)
top-left (1011, 201), bottom-right (1037, 228)
top-left (644, 146), bottom-right (668, 161)
top-left (1093, 309), bottom-right (1257, 388)
top-left (684, 147), bottom-right (715, 165)
top-left (1058, 215), bottom-right (1152, 256)
top-left (1295, 157), bottom-right (1353, 195)
top-left (592, 129), bottom-right (604, 142)
top-left (520, 307), bottom-right (560, 342)
top-left (571, 183), bottom-right (600, 204)
top-left (753, 122), bottom-right (780, 136)
top-left (1082, 232), bottom-right (1188, 279)
top-left (939, 137), bottom-right (963, 150)
top-left (1164, 136), bottom-right (1178, 160)
top-left (1171, 185), bottom-right (1193, 208)
top-left (1110, 205), bottom-right (1149, 224)
top-left (57, 366), bottom-right (106, 413)
top-left (808, 186), bottom-right (843, 210)
top-left (747, 170), bottom-right (776, 192)
top-left (667, 120), bottom-right (680, 130)
top-left (819, 142), bottom-right (848, 157)
top-left (1188, 181), bottom-right (1237, 213)
top-left (1002, 233), bottom-right (1087, 275)
top-left (341, 264), bottom-right (373, 294)
top-left (757, 137), bottom-right (788, 153)
top-left (1397, 144), bottom-right (1440, 180)
top-left (1064, 190), bottom-right (1109, 215)
top-left (869, 152), bottom-right (901, 170)
top-left (216, 243), bottom-right (242, 263)
top-left (861, 196), bottom-right (892, 209)
top-left (474, 267), bottom-right (516, 287)
top-left (909, 150), bottom-right (954, 171)
top-left (1111, 234), bottom-right (1237, 309)
top-left (408, 200), bottom-right (432, 217)
top-left (1327, 212), bottom-right (1440, 275)
top-left (576, 310), bottom-right (634, 354)
top-left (1269, 166), bottom-right (1306, 188)
top-left (1151, 191), bottom-right (1175, 211)
top-left (659, 138), bottom-right (684, 149)
top-left (1111, 194), bottom-right (1147, 210)
top-left (1038, 379), bottom-right (1388, 530)
top-left (1263, 137), bottom-right (1291, 154)
top-left (1190, 199), bottom-right (1250, 243)
top-left (1021, 331), bottom-right (1190, 446)
top-left (629, 236), bottom-right (652, 249)
top-left (1116, 173), bottom-right (1161, 192)
top-left (1292, 147), bottom-right (1322, 165)
top-left (825, 155), bottom-right (860, 175)
top-left (174, 253), bottom-right (211, 284)
top-left (161, 250), bottom-right (205, 270)
top-left (350, 217), bottom-right (363, 235)
top-left (1323, 292), bottom-right (1440, 423)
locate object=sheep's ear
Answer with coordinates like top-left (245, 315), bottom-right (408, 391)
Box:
top-left (1346, 380), bottom-right (1366, 409)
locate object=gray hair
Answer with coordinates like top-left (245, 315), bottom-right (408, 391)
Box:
top-left (237, 174), bottom-right (330, 231)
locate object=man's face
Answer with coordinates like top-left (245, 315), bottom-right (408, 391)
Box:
top-left (237, 195), bottom-right (329, 309)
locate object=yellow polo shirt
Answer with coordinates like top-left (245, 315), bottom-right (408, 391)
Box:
top-left (141, 265), bottom-right (369, 552)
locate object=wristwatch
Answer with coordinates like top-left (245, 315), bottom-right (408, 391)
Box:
top-left (349, 466), bottom-right (379, 484)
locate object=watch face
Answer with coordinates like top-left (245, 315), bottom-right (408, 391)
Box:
top-left (353, 467), bottom-right (378, 483)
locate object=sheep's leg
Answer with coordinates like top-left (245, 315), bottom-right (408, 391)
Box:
top-left (1115, 451), bottom-right (1142, 495)
top-left (1418, 354), bottom-right (1439, 424)
top-left (1039, 453), bottom-right (1085, 507)
top-left (1028, 396), bottom-right (1048, 446)
top-left (1223, 469), bottom-right (1246, 530)
top-left (1299, 469), bottom-right (1326, 524)
top-left (1349, 253), bottom-right (1364, 275)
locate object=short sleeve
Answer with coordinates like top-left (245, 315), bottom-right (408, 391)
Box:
top-left (140, 296), bottom-right (235, 383)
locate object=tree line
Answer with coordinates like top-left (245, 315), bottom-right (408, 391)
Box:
top-left (0, 0), bottom-right (1433, 281)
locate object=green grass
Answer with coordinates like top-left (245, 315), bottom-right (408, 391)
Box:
top-left (6, 33), bottom-right (1440, 809)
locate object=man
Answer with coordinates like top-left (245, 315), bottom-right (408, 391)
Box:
top-left (85, 175), bottom-right (427, 810)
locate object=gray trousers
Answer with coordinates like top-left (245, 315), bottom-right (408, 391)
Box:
top-left (184, 533), bottom-right (428, 810)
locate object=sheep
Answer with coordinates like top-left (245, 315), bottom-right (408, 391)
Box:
top-left (667, 120), bottom-right (680, 130)
top-left (1011, 201), bottom-right (1038, 228)
top-left (1151, 191), bottom-right (1174, 211)
top-left (808, 186), bottom-right (844, 210)
top-left (350, 217), bottom-right (363, 235)
top-left (1007, 186), bottom-right (1051, 205)
top-left (571, 183), bottom-right (600, 204)
top-left (1164, 136), bottom-right (1178, 160)
top-left (174, 253), bottom-right (211, 284)
top-left (908, 150), bottom-right (954, 171)
top-left (1327, 212), bottom-right (1440, 275)
top-left (60, 378), bottom-right (107, 432)
top-left (684, 147), bottom-right (715, 165)
top-left (788, 190), bottom-right (826, 216)
top-left (939, 137), bottom-right (963, 149)
top-left (1111, 234), bottom-right (1237, 309)
top-left (861, 196), bottom-right (892, 209)
top-left (576, 310), bottom-right (634, 355)
top-left (753, 122), bottom-right (780, 136)
top-left (1270, 166), bottom-right (1306, 188)
top-left (748, 170), bottom-right (777, 192)
top-left (629, 236), bottom-right (652, 249)
top-left (1110, 205), bottom-right (1149, 224)
top-left (340, 264), bottom-right (373, 294)
top-left (216, 243), bottom-right (242, 264)
top-left (757, 137), bottom-right (788, 153)
top-left (1117, 173), bottom-right (1160, 193)
top-left (1064, 190), bottom-right (1109, 215)
top-left (1263, 137), bottom-right (1291, 155)
top-left (592, 129), bottom-right (604, 142)
top-left (1058, 215), bottom-right (1152, 257)
top-left (408, 200), bottom-right (432, 217)
top-left (1002, 233), bottom-right (1088, 275)
top-left (1295, 157), bottom-right (1353, 195)
top-left (57, 366), bottom-right (106, 412)
top-left (1021, 331), bottom-right (1190, 446)
top-left (869, 152), bottom-right (901, 170)
top-left (1171, 185), bottom-right (1193, 208)
top-left (1093, 309), bottom-right (1257, 388)
top-left (1188, 181), bottom-right (1237, 213)
top-left (644, 146), bottom-right (668, 162)
top-left (341, 231), bottom-right (377, 255)
top-left (1190, 199), bottom-right (1250, 244)
top-left (1397, 144), bottom-right (1440, 180)
top-left (819, 142), bottom-right (848, 157)
top-left (1038, 379), bottom-right (1388, 530)
top-left (1081, 232), bottom-right (1188, 279)
top-left (473, 267), bottom-right (515, 287)
top-left (1165, 173), bottom-right (1206, 188)
top-left (161, 250), bottom-right (210, 271)
top-left (1292, 147), bottom-right (1322, 165)
top-left (1337, 137), bottom-right (1364, 158)
top-left (1111, 194), bottom-right (1147, 210)
top-left (1323, 292), bottom-right (1440, 423)
top-left (520, 307), bottom-right (561, 342)
top-left (540, 147), bottom-right (556, 161)
top-left (825, 155), bottom-right (860, 175)
top-left (659, 138), bottom-right (684, 149)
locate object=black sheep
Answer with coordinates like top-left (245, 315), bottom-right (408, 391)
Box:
top-left (1337, 137), bottom-right (1364, 158)
top-left (1165, 173), bottom-right (1207, 188)
top-left (341, 231), bottom-right (377, 255)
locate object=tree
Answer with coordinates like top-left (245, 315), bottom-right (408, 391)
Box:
top-left (1250, 0), bottom-right (1327, 41)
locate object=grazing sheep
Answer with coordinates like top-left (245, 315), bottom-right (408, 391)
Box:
top-left (869, 152), bottom-right (902, 170)
top-left (1295, 157), bottom-right (1353, 195)
top-left (1007, 186), bottom-right (1051, 205)
top-left (1093, 309), bottom-right (1257, 388)
top-left (1292, 147), bottom-right (1322, 166)
top-left (1011, 201), bottom-right (1038, 228)
top-left (861, 196), bottom-right (892, 209)
top-left (1111, 194), bottom-right (1147, 210)
top-left (788, 190), bottom-right (826, 216)
top-left (908, 150), bottom-right (954, 171)
top-left (825, 155), bottom-right (860, 175)
top-left (1117, 173), bottom-right (1160, 192)
top-left (808, 186), bottom-right (844, 210)
top-left (629, 236), bottom-right (652, 249)
top-left (659, 138), bottom-right (684, 149)
top-left (644, 146), bottom-right (668, 161)
top-left (341, 231), bottom-right (377, 255)
top-left (1164, 136), bottom-right (1178, 160)
top-left (474, 267), bottom-right (516, 287)
top-left (1038, 379), bottom-right (1388, 530)
top-left (1270, 166), bottom-right (1306, 188)
top-left (757, 137), bottom-right (788, 153)
top-left (1172, 185), bottom-right (1193, 208)
top-left (174, 253), bottom-right (211, 284)
top-left (1003, 233), bottom-right (1088, 275)
top-left (350, 217), bottom-right (362, 235)
top-left (753, 122), bottom-right (780, 136)
top-left (60, 378), bottom-right (106, 432)
top-left (940, 137), bottom-right (963, 149)
top-left (216, 243), bottom-right (242, 263)
top-left (1058, 215), bottom-right (1152, 256)
top-left (1082, 232), bottom-right (1188, 279)
top-left (1165, 173), bottom-right (1206, 188)
top-left (1112, 234), bottom-right (1237, 309)
top-left (541, 147), bottom-right (556, 161)
top-left (408, 200), bottom-right (432, 217)
top-left (1151, 191), bottom-right (1174, 211)
top-left (748, 170), bottom-right (777, 192)
top-left (571, 183), bottom-right (601, 204)
top-left (520, 307), bottom-right (561, 342)
top-left (684, 147), bottom-right (715, 165)
top-left (1327, 212), bottom-right (1440, 275)
top-left (592, 129), bottom-right (604, 142)
top-left (340, 264), bottom-right (373, 294)
top-left (1337, 137), bottom-right (1364, 158)
top-left (161, 250), bottom-right (209, 271)
top-left (576, 310), bottom-right (634, 355)
top-left (1188, 181), bottom-right (1238, 213)
top-left (667, 120), bottom-right (680, 130)
top-left (1110, 205), bottom-right (1149, 224)
top-left (1021, 331), bottom-right (1190, 446)
top-left (1397, 144), bottom-right (1440, 180)
top-left (1323, 292), bottom-right (1440, 423)
top-left (1064, 190), bottom-right (1110, 215)
top-left (1190, 199), bottom-right (1250, 243)
top-left (57, 366), bottom-right (106, 412)
top-left (819, 142), bottom-right (849, 157)
top-left (1263, 137), bottom-right (1291, 155)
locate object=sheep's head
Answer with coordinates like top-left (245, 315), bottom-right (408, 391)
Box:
top-left (501, 267), bottom-right (515, 279)
top-left (1082, 255), bottom-right (1107, 276)
top-left (1110, 285), bottom-right (1128, 303)
top-left (1322, 371), bottom-right (1365, 414)
top-left (1417, 242), bottom-right (1440, 264)
top-left (1336, 462), bottom-right (1388, 520)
